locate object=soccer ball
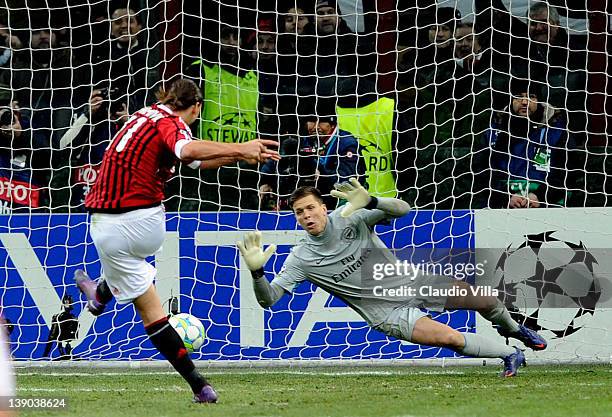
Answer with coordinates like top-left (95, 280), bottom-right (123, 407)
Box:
top-left (495, 231), bottom-right (601, 339)
top-left (169, 313), bottom-right (206, 352)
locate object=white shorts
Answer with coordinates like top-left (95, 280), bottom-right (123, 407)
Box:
top-left (90, 206), bottom-right (165, 304)
top-left (374, 307), bottom-right (429, 342)
top-left (0, 324), bottom-right (14, 397)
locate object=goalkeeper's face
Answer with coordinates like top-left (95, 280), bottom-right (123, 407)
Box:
top-left (293, 195), bottom-right (328, 236)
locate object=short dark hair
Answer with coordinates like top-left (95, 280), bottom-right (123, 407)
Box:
top-left (289, 186), bottom-right (324, 209)
top-left (220, 25), bottom-right (239, 40)
top-left (318, 114), bottom-right (337, 125)
top-left (509, 77), bottom-right (548, 102)
top-left (111, 6), bottom-right (143, 25)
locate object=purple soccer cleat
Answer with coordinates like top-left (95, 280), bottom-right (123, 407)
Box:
top-left (193, 385), bottom-right (218, 404)
top-left (501, 347), bottom-right (526, 377)
top-left (74, 269), bottom-right (106, 316)
top-left (497, 324), bottom-right (547, 351)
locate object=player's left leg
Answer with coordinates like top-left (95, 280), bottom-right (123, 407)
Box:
top-left (75, 270), bottom-right (113, 316)
top-left (444, 281), bottom-right (547, 350)
top-left (408, 315), bottom-right (525, 377)
top-left (81, 207), bottom-right (217, 402)
top-left (133, 284), bottom-right (218, 403)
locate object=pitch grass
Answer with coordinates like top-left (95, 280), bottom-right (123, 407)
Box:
top-left (15, 365), bottom-right (612, 417)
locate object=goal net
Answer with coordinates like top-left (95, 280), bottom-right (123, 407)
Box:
top-left (0, 0), bottom-right (611, 364)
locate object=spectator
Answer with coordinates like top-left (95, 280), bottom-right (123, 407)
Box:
top-left (482, 3), bottom-right (587, 139)
top-left (252, 18), bottom-right (277, 72)
top-left (483, 79), bottom-right (571, 208)
top-left (454, 23), bottom-right (491, 90)
top-left (424, 7), bottom-right (456, 57)
top-left (259, 116), bottom-right (318, 210)
top-left (402, 7), bottom-right (473, 148)
top-left (8, 17), bottom-right (84, 210)
top-left (0, 22), bottom-right (23, 113)
top-left (474, 0), bottom-right (528, 87)
top-left (415, 6), bottom-right (461, 86)
top-left (524, 2), bottom-right (587, 142)
top-left (0, 22), bottom-right (22, 81)
top-left (449, 23), bottom-right (492, 147)
top-left (188, 25), bottom-right (258, 143)
top-left (250, 17), bottom-right (279, 137)
top-left (336, 91), bottom-right (398, 199)
top-left (92, 6), bottom-right (158, 116)
top-left (11, 22), bottom-right (79, 147)
top-left (312, 112), bottom-right (365, 203)
top-left (400, 6), bottom-right (461, 88)
top-left (0, 99), bottom-right (42, 213)
top-left (281, 3), bottom-right (311, 36)
top-left (63, 89), bottom-right (128, 210)
top-left (182, 26), bottom-right (260, 210)
top-left (312, 0), bottom-right (374, 99)
top-left (277, 3), bottom-right (316, 133)
top-left (402, 9), bottom-right (491, 180)
top-left (305, 112), bottom-right (365, 208)
top-left (62, 6), bottom-right (157, 211)
top-left (259, 112), bottom-right (364, 210)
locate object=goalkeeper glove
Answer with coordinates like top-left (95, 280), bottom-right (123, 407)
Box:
top-left (330, 177), bottom-right (375, 218)
top-left (236, 231), bottom-right (277, 271)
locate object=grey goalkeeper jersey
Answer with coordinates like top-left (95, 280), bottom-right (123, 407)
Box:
top-left (272, 208), bottom-right (412, 327)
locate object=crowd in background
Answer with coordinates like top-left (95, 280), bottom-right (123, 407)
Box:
top-left (0, 0), bottom-right (604, 213)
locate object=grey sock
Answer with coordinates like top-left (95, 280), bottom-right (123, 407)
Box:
top-left (479, 300), bottom-right (520, 333)
top-left (457, 333), bottom-right (516, 359)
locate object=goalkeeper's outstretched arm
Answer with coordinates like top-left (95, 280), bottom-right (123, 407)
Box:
top-left (331, 178), bottom-right (410, 219)
top-left (251, 269), bottom-right (285, 308)
top-left (371, 197), bottom-right (410, 218)
top-left (237, 231), bottom-right (285, 308)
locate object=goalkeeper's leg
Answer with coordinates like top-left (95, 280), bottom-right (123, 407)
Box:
top-left (133, 284), bottom-right (217, 403)
top-left (444, 281), bottom-right (547, 350)
top-left (409, 316), bottom-right (525, 377)
top-left (445, 282), bottom-right (520, 332)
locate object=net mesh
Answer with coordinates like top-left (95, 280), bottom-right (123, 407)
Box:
top-left (0, 1), bottom-right (611, 362)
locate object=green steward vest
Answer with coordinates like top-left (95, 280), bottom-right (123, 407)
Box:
top-left (193, 61), bottom-right (258, 143)
top-left (337, 98), bottom-right (397, 197)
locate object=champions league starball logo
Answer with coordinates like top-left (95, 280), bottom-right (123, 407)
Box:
top-left (207, 112), bottom-right (256, 143)
top-left (494, 231), bottom-right (602, 339)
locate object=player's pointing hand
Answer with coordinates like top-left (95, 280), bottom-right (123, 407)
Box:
top-left (239, 139), bottom-right (280, 163)
top-left (330, 177), bottom-right (371, 218)
top-left (237, 231), bottom-right (277, 271)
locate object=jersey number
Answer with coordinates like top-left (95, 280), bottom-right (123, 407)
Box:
top-left (109, 116), bottom-right (148, 152)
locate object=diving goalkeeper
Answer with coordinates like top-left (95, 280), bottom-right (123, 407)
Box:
top-left (237, 179), bottom-right (547, 377)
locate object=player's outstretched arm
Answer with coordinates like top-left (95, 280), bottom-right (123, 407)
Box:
top-left (331, 177), bottom-right (410, 218)
top-left (237, 231), bottom-right (285, 308)
top-left (181, 139), bottom-right (280, 168)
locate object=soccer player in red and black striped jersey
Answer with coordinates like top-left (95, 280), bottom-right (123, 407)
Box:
top-left (76, 79), bottom-right (279, 403)
top-left (85, 83), bottom-right (278, 211)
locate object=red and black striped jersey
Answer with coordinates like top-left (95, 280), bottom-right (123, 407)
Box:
top-left (85, 104), bottom-right (193, 211)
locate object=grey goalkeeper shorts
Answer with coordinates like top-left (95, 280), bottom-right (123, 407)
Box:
top-left (373, 307), bottom-right (429, 342)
